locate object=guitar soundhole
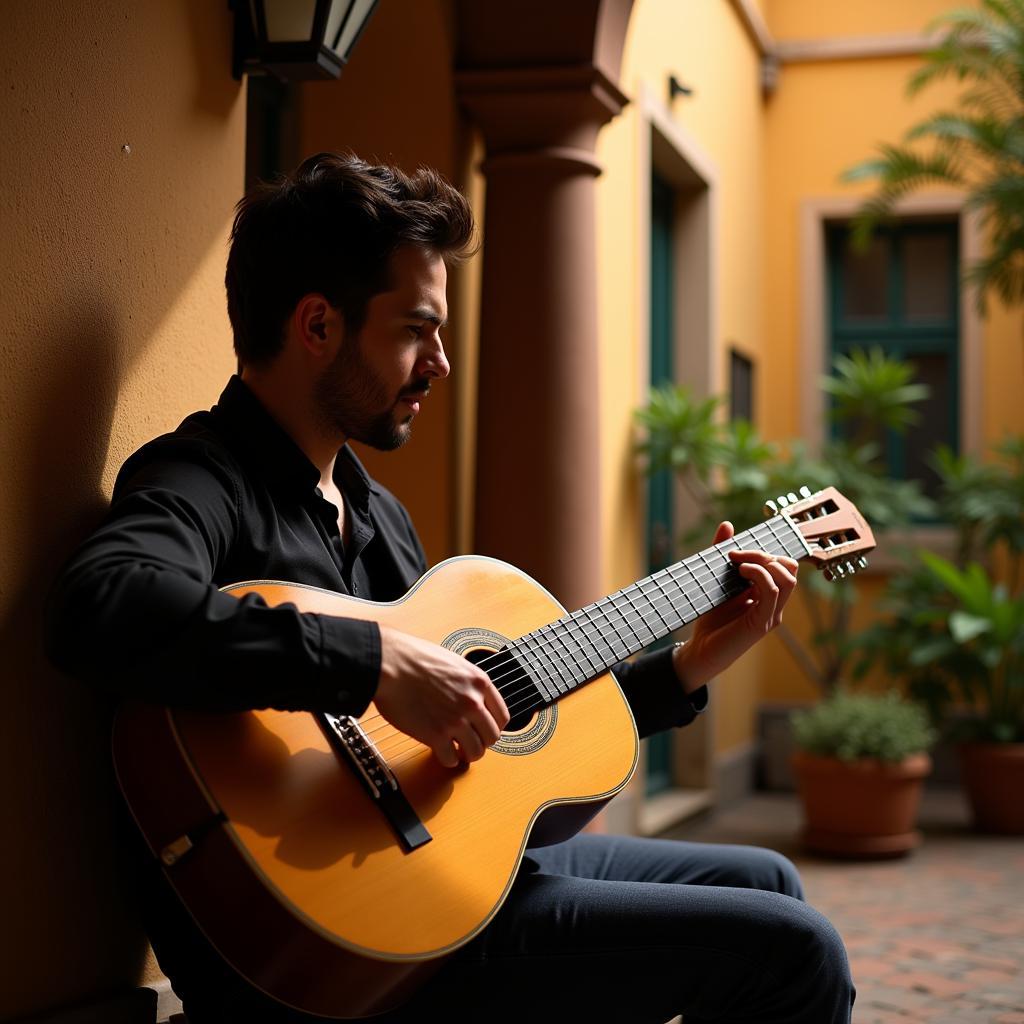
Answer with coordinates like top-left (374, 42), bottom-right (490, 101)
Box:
top-left (465, 647), bottom-right (537, 733)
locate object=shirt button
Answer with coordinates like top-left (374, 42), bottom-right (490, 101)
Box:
top-left (351, 582), bottom-right (359, 594)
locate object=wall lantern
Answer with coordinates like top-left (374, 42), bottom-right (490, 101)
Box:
top-left (231, 0), bottom-right (380, 81)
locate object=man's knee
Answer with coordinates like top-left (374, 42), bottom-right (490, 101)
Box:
top-left (761, 847), bottom-right (804, 899)
top-left (779, 901), bottom-right (855, 1018)
top-left (726, 845), bottom-right (805, 899)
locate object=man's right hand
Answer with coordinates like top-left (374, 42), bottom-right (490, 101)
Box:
top-left (374, 625), bottom-right (510, 768)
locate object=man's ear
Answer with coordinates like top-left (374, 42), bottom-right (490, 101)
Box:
top-left (294, 294), bottom-right (341, 358)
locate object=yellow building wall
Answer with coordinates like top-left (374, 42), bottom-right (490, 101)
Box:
top-left (760, 1), bottom-right (1024, 701)
top-left (596, 0), bottom-right (767, 756)
top-left (766, 0), bottom-right (959, 39)
top-left (0, 2), bottom-right (244, 1019)
top-left (595, 0), bottom-right (1024, 746)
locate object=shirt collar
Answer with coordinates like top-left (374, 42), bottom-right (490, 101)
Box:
top-left (212, 376), bottom-right (381, 499)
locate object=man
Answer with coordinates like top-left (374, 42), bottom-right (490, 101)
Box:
top-left (46, 153), bottom-right (854, 1023)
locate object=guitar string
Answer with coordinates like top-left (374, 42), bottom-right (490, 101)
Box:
top-left (366, 524), bottom-right (803, 763)
top-left (363, 523), bottom-right (800, 760)
top-left (358, 523), bottom-right (794, 748)
top-left (379, 577), bottom-right (758, 767)
top-left (360, 522), bottom-right (800, 756)
top-left (380, 537), bottom-right (805, 767)
top-left (373, 520), bottom-right (795, 739)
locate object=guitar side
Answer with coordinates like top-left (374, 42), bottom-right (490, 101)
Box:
top-left (114, 555), bottom-right (639, 1018)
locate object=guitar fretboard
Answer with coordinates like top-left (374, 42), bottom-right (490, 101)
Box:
top-left (496, 515), bottom-right (807, 709)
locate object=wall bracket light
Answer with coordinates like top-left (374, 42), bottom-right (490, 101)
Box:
top-left (231, 0), bottom-right (379, 81)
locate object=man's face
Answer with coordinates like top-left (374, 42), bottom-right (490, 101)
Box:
top-left (314, 245), bottom-right (450, 450)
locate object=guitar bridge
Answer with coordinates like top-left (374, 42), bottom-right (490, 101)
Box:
top-left (317, 712), bottom-right (432, 852)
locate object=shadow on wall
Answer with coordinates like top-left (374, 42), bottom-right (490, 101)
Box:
top-left (0, 303), bottom-right (146, 1013)
top-left (0, 1), bottom-right (244, 1017)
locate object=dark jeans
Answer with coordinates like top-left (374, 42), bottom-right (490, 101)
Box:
top-left (164, 834), bottom-right (854, 1024)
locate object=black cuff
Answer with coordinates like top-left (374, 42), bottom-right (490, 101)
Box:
top-left (315, 615), bottom-right (381, 715)
top-left (614, 644), bottom-right (710, 739)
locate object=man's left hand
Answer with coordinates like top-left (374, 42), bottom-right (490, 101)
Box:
top-left (672, 520), bottom-right (798, 693)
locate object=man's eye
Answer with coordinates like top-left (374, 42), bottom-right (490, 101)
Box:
top-left (406, 325), bottom-right (423, 337)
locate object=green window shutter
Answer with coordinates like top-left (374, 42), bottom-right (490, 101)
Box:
top-left (827, 221), bottom-right (960, 503)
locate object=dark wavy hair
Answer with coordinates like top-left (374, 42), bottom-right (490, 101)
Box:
top-left (225, 153), bottom-right (476, 367)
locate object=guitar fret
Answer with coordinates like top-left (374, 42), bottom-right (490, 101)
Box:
top-left (620, 588), bottom-right (657, 647)
top-left (536, 626), bottom-right (574, 695)
top-left (697, 549), bottom-right (725, 602)
top-left (595, 595), bottom-right (638, 662)
top-left (505, 511), bottom-right (826, 701)
top-left (650, 572), bottom-right (688, 630)
top-left (684, 555), bottom-right (714, 612)
top-left (515, 634), bottom-right (560, 702)
top-left (552, 626), bottom-right (599, 683)
top-left (636, 576), bottom-right (677, 634)
top-left (610, 590), bottom-right (646, 647)
top-left (662, 565), bottom-right (701, 624)
top-left (577, 605), bottom-right (619, 665)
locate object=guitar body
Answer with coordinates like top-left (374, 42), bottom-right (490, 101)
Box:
top-left (114, 556), bottom-right (639, 1018)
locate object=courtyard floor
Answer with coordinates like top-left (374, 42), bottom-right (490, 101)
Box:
top-left (664, 788), bottom-right (1024, 1023)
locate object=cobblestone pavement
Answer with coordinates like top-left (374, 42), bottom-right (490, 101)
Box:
top-left (665, 789), bottom-right (1024, 1024)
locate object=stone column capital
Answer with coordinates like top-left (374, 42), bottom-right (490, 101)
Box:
top-left (456, 64), bottom-right (629, 156)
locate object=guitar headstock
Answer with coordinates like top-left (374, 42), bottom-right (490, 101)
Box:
top-left (766, 485), bottom-right (876, 581)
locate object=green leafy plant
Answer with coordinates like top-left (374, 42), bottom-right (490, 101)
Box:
top-left (822, 347), bottom-right (930, 445)
top-left (792, 689), bottom-right (936, 762)
top-left (843, 0), bottom-right (1024, 312)
top-left (855, 437), bottom-right (1024, 742)
top-left (635, 348), bottom-right (931, 695)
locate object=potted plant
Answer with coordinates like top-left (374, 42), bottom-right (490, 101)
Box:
top-left (791, 690), bottom-right (936, 856)
top-left (634, 347), bottom-right (931, 697)
top-left (856, 439), bottom-right (1024, 833)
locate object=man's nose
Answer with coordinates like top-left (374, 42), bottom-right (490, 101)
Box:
top-left (421, 335), bottom-right (450, 380)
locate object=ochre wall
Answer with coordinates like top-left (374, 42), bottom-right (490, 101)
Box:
top-left (596, 0), bottom-right (767, 755)
top-left (766, 0), bottom-right (960, 39)
top-left (0, 2), bottom-right (243, 1017)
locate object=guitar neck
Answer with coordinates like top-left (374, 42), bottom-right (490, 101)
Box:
top-left (505, 515), bottom-right (810, 704)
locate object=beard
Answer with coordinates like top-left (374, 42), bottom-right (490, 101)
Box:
top-left (313, 336), bottom-right (426, 451)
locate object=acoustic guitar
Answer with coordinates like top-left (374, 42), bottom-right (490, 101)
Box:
top-left (113, 485), bottom-right (874, 1017)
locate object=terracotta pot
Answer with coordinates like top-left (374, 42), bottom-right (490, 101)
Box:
top-left (958, 742), bottom-right (1024, 835)
top-left (791, 750), bottom-right (932, 858)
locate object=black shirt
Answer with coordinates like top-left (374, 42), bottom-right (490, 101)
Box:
top-left (46, 375), bottom-right (705, 739)
top-left (44, 375), bottom-right (707, 1021)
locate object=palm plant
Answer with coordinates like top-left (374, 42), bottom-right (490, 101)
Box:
top-left (843, 0), bottom-right (1024, 313)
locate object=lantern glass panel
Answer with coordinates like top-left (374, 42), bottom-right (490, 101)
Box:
top-left (329, 0), bottom-right (375, 59)
top-left (263, 0), bottom-right (318, 42)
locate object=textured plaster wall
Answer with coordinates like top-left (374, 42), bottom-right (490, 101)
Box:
top-left (0, 1), bottom-right (243, 1017)
top-left (765, 0), bottom-right (963, 40)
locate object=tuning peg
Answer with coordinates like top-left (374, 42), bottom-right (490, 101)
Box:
top-left (833, 563), bottom-right (846, 577)
top-left (777, 494), bottom-right (790, 507)
top-left (845, 560), bottom-right (857, 575)
top-left (787, 492), bottom-right (798, 504)
top-left (823, 568), bottom-right (835, 582)
top-left (857, 557), bottom-right (869, 570)
top-left (799, 485), bottom-right (812, 498)
top-left (764, 499), bottom-right (778, 516)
